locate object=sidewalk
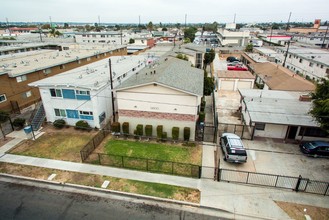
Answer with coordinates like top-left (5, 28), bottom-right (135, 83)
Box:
top-left (1, 132), bottom-right (329, 219)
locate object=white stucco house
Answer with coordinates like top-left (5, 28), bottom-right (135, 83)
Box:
top-left (29, 55), bottom-right (150, 128)
top-left (115, 57), bottom-right (204, 141)
top-left (239, 89), bottom-right (328, 141)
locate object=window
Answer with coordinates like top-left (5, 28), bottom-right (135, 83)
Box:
top-left (289, 55), bottom-right (291, 58)
top-left (79, 111), bottom-right (93, 116)
top-left (320, 65), bottom-right (324, 69)
top-left (16, 75), bottom-right (27, 82)
top-left (50, 89), bottom-right (62, 97)
top-left (299, 58), bottom-right (303, 63)
top-left (59, 64), bottom-right (65, 69)
top-left (76, 90), bottom-right (90, 95)
top-left (255, 123), bottom-right (265, 130)
top-left (22, 91), bottom-right (32, 98)
top-left (99, 112), bottom-right (106, 123)
top-left (0, 94), bottom-right (6, 103)
top-left (309, 62), bottom-right (314, 67)
top-left (326, 68), bottom-right (329, 74)
top-left (54, 108), bottom-right (66, 117)
top-left (43, 68), bottom-right (52, 75)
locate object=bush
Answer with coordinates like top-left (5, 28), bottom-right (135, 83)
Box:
top-left (145, 125), bottom-right (153, 137)
top-left (172, 127), bottom-right (179, 140)
top-left (199, 112), bottom-right (205, 122)
top-left (111, 122), bottom-right (121, 133)
top-left (122, 122), bottom-right (129, 134)
top-left (75, 120), bottom-right (91, 131)
top-left (184, 127), bottom-right (190, 141)
top-left (136, 124), bottom-right (143, 136)
top-left (156, 125), bottom-right (163, 139)
top-left (53, 119), bottom-right (66, 129)
top-left (13, 118), bottom-right (26, 128)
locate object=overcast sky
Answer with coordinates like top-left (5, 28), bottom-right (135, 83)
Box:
top-left (2, 0), bottom-right (329, 24)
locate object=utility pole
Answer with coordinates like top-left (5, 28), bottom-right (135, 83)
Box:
top-left (185, 14), bottom-right (187, 29)
top-left (322, 21), bottom-right (328, 49)
top-left (38, 25), bottom-right (43, 42)
top-left (120, 26), bottom-right (123, 45)
top-left (269, 23), bottom-right (273, 46)
top-left (98, 15), bottom-right (100, 26)
top-left (286, 12), bottom-right (292, 31)
top-left (49, 16), bottom-right (52, 28)
top-left (6, 18), bottom-right (11, 36)
top-left (108, 59), bottom-right (116, 122)
top-left (233, 13), bottom-right (236, 23)
top-left (283, 40), bottom-right (291, 67)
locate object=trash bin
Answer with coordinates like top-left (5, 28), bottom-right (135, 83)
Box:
top-left (23, 126), bottom-right (32, 139)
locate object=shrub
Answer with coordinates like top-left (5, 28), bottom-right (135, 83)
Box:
top-left (156, 125), bottom-right (163, 139)
top-left (53, 119), bottom-right (66, 129)
top-left (13, 118), bottom-right (26, 128)
top-left (162, 132), bottom-right (167, 141)
top-left (75, 120), bottom-right (91, 131)
top-left (184, 127), bottom-right (190, 141)
top-left (145, 125), bottom-right (153, 137)
top-left (199, 112), bottom-right (205, 122)
top-left (111, 122), bottom-right (121, 133)
top-left (122, 122), bottom-right (129, 134)
top-left (136, 124), bottom-right (143, 136)
top-left (172, 127), bottom-right (179, 140)
top-left (200, 97), bottom-right (206, 112)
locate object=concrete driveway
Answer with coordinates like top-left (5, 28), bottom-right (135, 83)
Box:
top-left (218, 138), bottom-right (329, 182)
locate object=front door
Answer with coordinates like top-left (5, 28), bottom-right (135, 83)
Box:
top-left (287, 126), bottom-right (298, 139)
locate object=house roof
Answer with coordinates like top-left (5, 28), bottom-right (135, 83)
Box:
top-left (250, 62), bottom-right (315, 92)
top-left (218, 70), bottom-right (255, 79)
top-left (115, 57), bottom-right (204, 96)
top-left (239, 89), bottom-right (318, 127)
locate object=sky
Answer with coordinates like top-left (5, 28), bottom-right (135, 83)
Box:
top-left (1, 0), bottom-right (329, 24)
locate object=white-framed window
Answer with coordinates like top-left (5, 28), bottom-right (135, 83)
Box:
top-left (43, 68), bottom-right (52, 75)
top-left (16, 75), bottom-right (27, 82)
top-left (50, 89), bottom-right (62, 97)
top-left (54, 108), bottom-right (66, 117)
top-left (22, 91), bottom-right (32, 98)
top-left (59, 64), bottom-right (65, 70)
top-left (0, 94), bottom-right (7, 103)
top-left (79, 111), bottom-right (93, 116)
top-left (76, 90), bottom-right (90, 95)
top-left (299, 58), bottom-right (303, 63)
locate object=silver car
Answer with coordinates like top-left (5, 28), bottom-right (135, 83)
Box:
top-left (220, 133), bottom-right (247, 163)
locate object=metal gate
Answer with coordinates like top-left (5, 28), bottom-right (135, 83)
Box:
top-left (218, 123), bottom-right (253, 140)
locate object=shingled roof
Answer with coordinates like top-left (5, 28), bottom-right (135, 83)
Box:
top-left (116, 57), bottom-right (204, 96)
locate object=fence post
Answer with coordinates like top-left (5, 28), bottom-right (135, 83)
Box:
top-left (295, 175), bottom-right (302, 192)
top-left (92, 138), bottom-right (96, 149)
top-left (246, 172), bottom-right (250, 184)
top-left (199, 166), bottom-right (202, 179)
top-left (275, 175), bottom-right (279, 187)
top-left (80, 151), bottom-right (84, 162)
top-left (98, 153), bottom-right (101, 165)
top-left (324, 182), bottom-right (329, 196)
top-left (217, 169), bottom-right (221, 182)
top-left (121, 156), bottom-right (124, 168)
top-left (172, 162), bottom-right (174, 175)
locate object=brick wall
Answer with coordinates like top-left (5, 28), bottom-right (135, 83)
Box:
top-left (119, 109), bottom-right (196, 121)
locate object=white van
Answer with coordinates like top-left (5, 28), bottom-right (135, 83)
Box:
top-left (220, 133), bottom-right (247, 163)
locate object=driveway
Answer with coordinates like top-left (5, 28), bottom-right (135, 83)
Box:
top-left (219, 138), bottom-right (329, 182)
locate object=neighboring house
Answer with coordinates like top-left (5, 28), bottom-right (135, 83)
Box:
top-left (0, 45), bottom-right (127, 113)
top-left (217, 28), bottom-right (250, 47)
top-left (115, 57), bottom-right (204, 141)
top-left (274, 46), bottom-right (329, 80)
top-left (217, 70), bottom-right (255, 91)
top-left (239, 89), bottom-right (327, 141)
top-left (0, 42), bottom-right (62, 55)
top-left (29, 55), bottom-right (148, 128)
top-left (249, 62), bottom-right (315, 92)
top-left (292, 32), bottom-right (329, 48)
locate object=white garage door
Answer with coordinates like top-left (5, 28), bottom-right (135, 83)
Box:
top-left (237, 81), bottom-right (252, 89)
top-left (220, 80), bottom-right (235, 90)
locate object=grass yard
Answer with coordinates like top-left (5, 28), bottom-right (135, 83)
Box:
top-left (0, 162), bottom-right (200, 203)
top-left (9, 126), bottom-right (95, 162)
top-left (105, 139), bottom-right (202, 165)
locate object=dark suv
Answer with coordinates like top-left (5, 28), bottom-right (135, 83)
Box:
top-left (226, 56), bottom-right (240, 62)
top-left (220, 133), bottom-right (247, 163)
top-left (299, 141), bottom-right (329, 157)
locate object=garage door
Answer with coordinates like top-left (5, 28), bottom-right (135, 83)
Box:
top-left (237, 81), bottom-right (252, 89)
top-left (220, 80), bottom-right (235, 90)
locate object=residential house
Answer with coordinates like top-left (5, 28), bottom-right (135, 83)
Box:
top-left (29, 55), bottom-right (148, 128)
top-left (0, 44), bottom-right (127, 112)
top-left (217, 28), bottom-right (250, 47)
top-left (239, 89), bottom-right (327, 141)
top-left (115, 57), bottom-right (204, 141)
top-left (217, 70), bottom-right (255, 91)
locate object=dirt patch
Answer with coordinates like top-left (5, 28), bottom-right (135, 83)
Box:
top-left (276, 201), bottom-right (329, 220)
top-left (0, 137), bottom-right (14, 147)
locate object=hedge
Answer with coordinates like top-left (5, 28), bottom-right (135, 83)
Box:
top-left (184, 127), bottom-right (190, 141)
top-left (172, 127), bottom-right (179, 140)
top-left (75, 120), bottom-right (91, 131)
top-left (157, 125), bottom-right (163, 139)
top-left (122, 122), bottom-right (129, 134)
top-left (13, 118), bottom-right (26, 128)
top-left (145, 125), bottom-right (153, 137)
top-left (136, 124), bottom-right (143, 136)
top-left (111, 122), bottom-right (121, 133)
top-left (53, 119), bottom-right (66, 129)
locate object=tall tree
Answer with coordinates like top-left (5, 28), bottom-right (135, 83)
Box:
top-left (184, 27), bottom-right (197, 42)
top-left (203, 49), bottom-right (216, 69)
top-left (245, 43), bottom-right (253, 52)
top-left (310, 78), bottom-right (329, 131)
top-left (147, 21), bottom-right (153, 31)
top-left (203, 70), bottom-right (215, 95)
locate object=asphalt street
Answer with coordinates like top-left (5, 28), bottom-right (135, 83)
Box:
top-left (0, 180), bottom-right (223, 220)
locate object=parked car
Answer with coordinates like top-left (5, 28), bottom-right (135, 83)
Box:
top-left (299, 141), bottom-right (329, 157)
top-left (227, 61), bottom-right (241, 66)
top-left (220, 133), bottom-right (247, 163)
top-left (226, 56), bottom-right (240, 62)
top-left (227, 64), bottom-right (248, 71)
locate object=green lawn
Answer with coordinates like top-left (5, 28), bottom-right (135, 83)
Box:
top-left (105, 139), bottom-right (201, 165)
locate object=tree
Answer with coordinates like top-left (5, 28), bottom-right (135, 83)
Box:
top-left (184, 27), bottom-right (197, 43)
top-left (176, 53), bottom-right (188, 61)
top-left (64, 23), bottom-right (69, 28)
top-left (203, 49), bottom-right (216, 70)
top-left (245, 43), bottom-right (253, 52)
top-left (0, 110), bottom-right (9, 140)
top-left (162, 27), bottom-right (168, 31)
top-left (129, 38), bottom-right (135, 44)
top-left (310, 78), bottom-right (329, 132)
top-left (183, 38), bottom-right (191, 44)
top-left (203, 70), bottom-right (215, 95)
top-left (41, 24), bottom-right (51, 29)
top-left (147, 21), bottom-right (153, 31)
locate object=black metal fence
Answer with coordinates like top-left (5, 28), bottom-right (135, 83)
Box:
top-left (85, 152), bottom-right (201, 178)
top-left (218, 123), bottom-right (253, 140)
top-left (218, 168), bottom-right (329, 196)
